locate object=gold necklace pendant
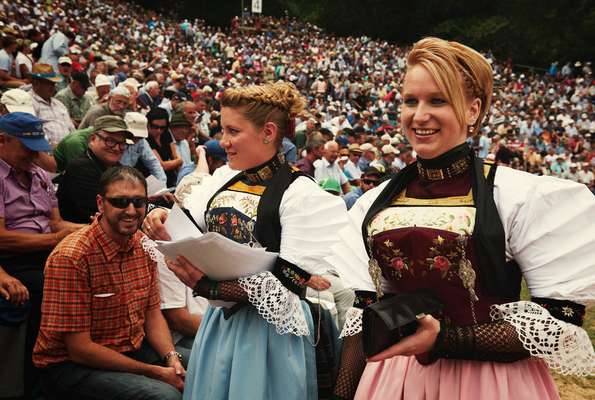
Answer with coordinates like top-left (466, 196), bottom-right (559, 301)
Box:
top-left (456, 236), bottom-right (479, 302)
top-left (368, 257), bottom-right (384, 298)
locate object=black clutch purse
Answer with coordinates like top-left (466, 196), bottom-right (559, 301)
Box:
top-left (362, 289), bottom-right (443, 357)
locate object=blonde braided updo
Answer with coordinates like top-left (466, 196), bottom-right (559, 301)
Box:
top-left (220, 81), bottom-right (306, 145)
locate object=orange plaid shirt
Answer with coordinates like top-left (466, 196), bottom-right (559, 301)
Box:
top-left (33, 219), bottom-right (160, 368)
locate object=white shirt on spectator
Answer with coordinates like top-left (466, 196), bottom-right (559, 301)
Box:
top-left (157, 257), bottom-right (208, 344)
top-left (314, 157), bottom-right (348, 185)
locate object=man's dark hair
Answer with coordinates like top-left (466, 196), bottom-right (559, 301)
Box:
top-left (99, 166), bottom-right (147, 196)
top-left (146, 107), bottom-right (169, 124)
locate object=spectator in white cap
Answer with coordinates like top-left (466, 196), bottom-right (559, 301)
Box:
top-left (0, 88), bottom-right (59, 173)
top-left (0, 89), bottom-right (34, 115)
top-left (92, 74), bottom-right (112, 104)
top-left (79, 86), bottom-right (131, 129)
top-left (578, 162), bottom-right (594, 192)
top-left (379, 144), bottom-right (398, 173)
top-left (120, 112), bottom-right (167, 182)
top-left (358, 142), bottom-right (376, 170)
top-left (120, 78), bottom-right (142, 111)
top-left (55, 56), bottom-right (73, 92)
top-left (566, 163), bottom-right (580, 182)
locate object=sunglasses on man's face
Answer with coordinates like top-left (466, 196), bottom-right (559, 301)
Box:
top-left (150, 123), bottom-right (167, 130)
top-left (362, 179), bottom-right (379, 186)
top-left (104, 196), bottom-right (148, 209)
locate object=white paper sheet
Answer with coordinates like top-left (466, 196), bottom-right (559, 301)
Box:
top-left (163, 204), bottom-right (203, 241)
top-left (155, 232), bottom-right (278, 281)
top-left (146, 175), bottom-right (168, 196)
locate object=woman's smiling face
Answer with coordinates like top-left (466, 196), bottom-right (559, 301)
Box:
top-left (401, 64), bottom-right (478, 159)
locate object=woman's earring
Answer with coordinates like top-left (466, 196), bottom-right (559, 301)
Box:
top-left (468, 125), bottom-right (475, 133)
top-left (263, 138), bottom-right (270, 144)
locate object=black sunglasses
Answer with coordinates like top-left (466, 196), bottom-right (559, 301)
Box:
top-left (150, 124), bottom-right (167, 130)
top-left (362, 179), bottom-right (379, 186)
top-left (104, 196), bottom-right (148, 209)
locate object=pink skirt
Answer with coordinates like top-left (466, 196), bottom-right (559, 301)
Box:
top-left (355, 356), bottom-right (560, 400)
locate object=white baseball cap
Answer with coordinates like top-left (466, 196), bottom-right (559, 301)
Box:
top-left (95, 74), bottom-right (111, 87)
top-left (381, 144), bottom-right (397, 155)
top-left (360, 143), bottom-right (375, 152)
top-left (1, 89), bottom-right (34, 114)
top-left (124, 77), bottom-right (142, 88)
top-left (124, 112), bottom-right (148, 138)
top-left (58, 56), bottom-right (72, 65)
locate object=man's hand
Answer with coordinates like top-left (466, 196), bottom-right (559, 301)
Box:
top-left (165, 356), bottom-right (186, 379)
top-left (166, 256), bottom-right (205, 289)
top-left (0, 271), bottom-right (29, 305)
top-left (142, 208), bottom-right (171, 241)
top-left (306, 275), bottom-right (331, 291)
top-left (149, 365), bottom-right (185, 392)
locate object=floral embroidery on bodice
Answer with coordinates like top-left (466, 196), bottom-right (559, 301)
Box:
top-left (368, 185), bottom-right (507, 325)
top-left (206, 181), bottom-right (264, 247)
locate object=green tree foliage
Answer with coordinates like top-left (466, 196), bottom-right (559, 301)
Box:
top-left (141, 0), bottom-right (594, 65)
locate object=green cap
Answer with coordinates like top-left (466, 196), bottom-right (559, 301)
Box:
top-left (93, 115), bottom-right (131, 135)
top-left (169, 110), bottom-right (191, 128)
top-left (319, 178), bottom-right (341, 194)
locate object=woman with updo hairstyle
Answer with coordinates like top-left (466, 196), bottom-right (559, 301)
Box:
top-left (144, 81), bottom-right (349, 399)
top-left (329, 37), bottom-right (594, 399)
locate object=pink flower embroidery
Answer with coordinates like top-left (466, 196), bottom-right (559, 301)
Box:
top-left (433, 256), bottom-right (450, 271)
top-left (391, 257), bottom-right (406, 270)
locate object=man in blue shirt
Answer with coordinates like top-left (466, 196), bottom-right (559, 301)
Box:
top-left (122, 112), bottom-right (167, 182)
top-left (343, 167), bottom-right (383, 210)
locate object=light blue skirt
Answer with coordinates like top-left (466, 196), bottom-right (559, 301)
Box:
top-left (183, 301), bottom-right (318, 400)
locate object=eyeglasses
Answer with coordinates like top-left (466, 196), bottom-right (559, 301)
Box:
top-left (95, 132), bottom-right (129, 150)
top-left (150, 124), bottom-right (167, 130)
top-left (362, 179), bottom-right (379, 186)
top-left (104, 196), bottom-right (148, 209)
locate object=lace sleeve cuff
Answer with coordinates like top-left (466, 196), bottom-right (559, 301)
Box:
top-left (490, 301), bottom-right (595, 376)
top-left (238, 271), bottom-right (310, 337)
top-left (339, 290), bottom-right (377, 338)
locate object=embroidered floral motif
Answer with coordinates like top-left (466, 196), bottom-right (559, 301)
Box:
top-left (426, 235), bottom-right (461, 279)
top-left (369, 206), bottom-right (476, 237)
top-left (372, 238), bottom-right (411, 280)
top-left (354, 290), bottom-right (377, 309)
top-left (432, 256), bottom-right (451, 272)
top-left (562, 306), bottom-right (574, 317)
top-left (281, 266), bottom-right (308, 287)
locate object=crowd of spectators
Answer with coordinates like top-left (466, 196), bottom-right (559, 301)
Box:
top-left (0, 0), bottom-right (593, 398)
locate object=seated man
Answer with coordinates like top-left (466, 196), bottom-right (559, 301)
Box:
top-left (157, 257), bottom-right (208, 361)
top-left (343, 166), bottom-right (383, 210)
top-left (34, 166), bottom-right (184, 400)
top-left (0, 112), bottom-right (83, 397)
top-left (79, 86), bottom-right (131, 129)
top-left (53, 113), bottom-right (167, 183)
top-left (54, 71), bottom-right (93, 126)
top-left (57, 115), bottom-right (134, 223)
